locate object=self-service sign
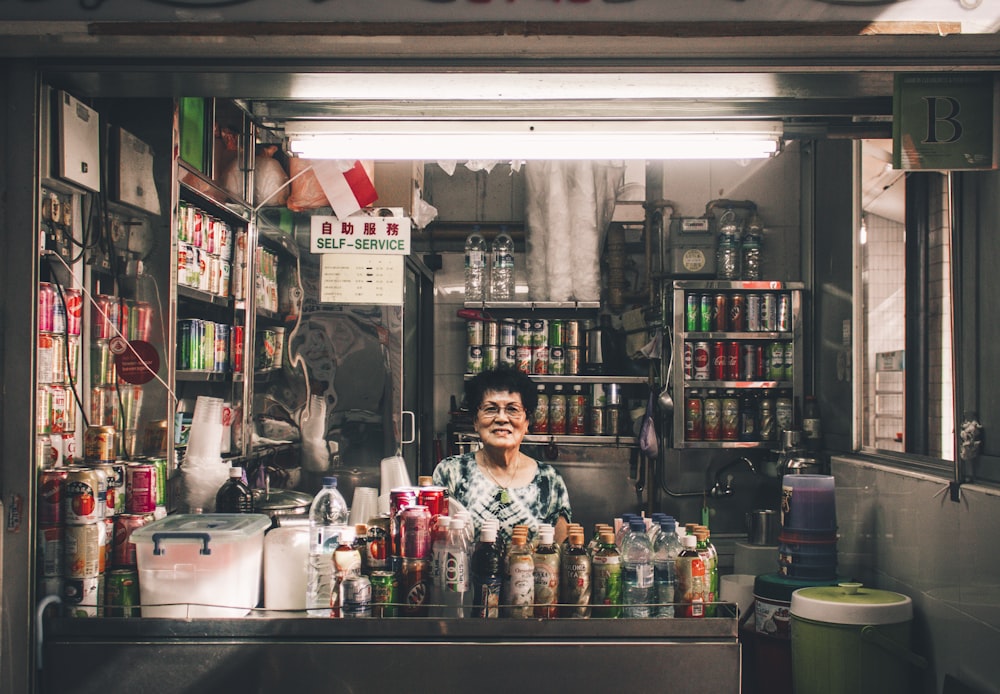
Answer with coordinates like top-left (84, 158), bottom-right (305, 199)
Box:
top-left (311, 216), bottom-right (411, 255)
top-left (893, 73), bottom-right (998, 171)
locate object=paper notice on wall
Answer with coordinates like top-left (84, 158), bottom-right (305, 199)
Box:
top-left (318, 254), bottom-right (404, 305)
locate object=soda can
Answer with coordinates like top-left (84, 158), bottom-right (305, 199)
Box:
top-left (400, 505), bottom-right (432, 559)
top-left (107, 461), bottom-right (128, 515)
top-left (390, 487), bottom-right (420, 556)
top-left (40, 469), bottom-right (68, 525)
top-left (62, 432), bottom-right (77, 464)
top-left (726, 341), bottom-right (741, 380)
top-left (49, 385), bottom-right (69, 434)
top-left (516, 320), bottom-right (533, 346)
top-left (36, 434), bottom-right (53, 469)
top-left (564, 320), bottom-right (582, 348)
top-left (342, 575), bottom-right (373, 618)
top-left (37, 333), bottom-right (55, 385)
top-left (126, 463), bottom-right (158, 514)
top-left (39, 525), bottom-right (64, 576)
top-left (113, 513), bottom-right (153, 568)
top-left (215, 323), bottom-right (230, 372)
top-left (483, 345), bottom-right (499, 372)
top-left (134, 301), bottom-right (154, 342)
top-left (711, 341), bottom-right (727, 381)
top-left (231, 325), bottom-right (245, 373)
top-left (530, 319), bottom-right (548, 348)
top-left (84, 463), bottom-right (117, 517)
top-left (499, 319), bottom-right (517, 346)
top-left (606, 383), bottom-right (622, 406)
top-left (698, 294), bottom-right (713, 332)
top-left (105, 568), bottom-right (140, 618)
top-left (398, 558), bottom-right (430, 617)
top-left (176, 320), bottom-right (192, 371)
top-left (532, 346), bottom-right (549, 375)
top-left (484, 319), bottom-right (499, 346)
top-left (685, 391), bottom-right (703, 441)
top-left (762, 293), bottom-right (777, 332)
top-left (64, 522), bottom-right (102, 578)
top-left (591, 383), bottom-right (607, 407)
top-left (565, 347), bottom-right (581, 376)
top-left (741, 344), bottom-right (760, 380)
top-left (84, 423), bottom-right (117, 464)
top-left (685, 293), bottom-right (700, 332)
top-left (467, 345), bottom-right (484, 374)
top-left (370, 570), bottom-right (398, 618)
top-left (102, 516), bottom-right (114, 573)
top-left (93, 295), bottom-right (119, 340)
top-left (418, 486), bottom-right (449, 519)
top-left (768, 342), bottom-right (785, 380)
top-left (66, 337), bottom-right (81, 385)
top-left (692, 341), bottom-right (710, 380)
top-left (777, 293), bottom-right (791, 333)
top-left (783, 341), bottom-right (794, 381)
top-left (179, 202), bottom-right (191, 242)
top-left (91, 340), bottom-right (115, 386)
top-left (36, 385), bottom-right (52, 435)
top-left (548, 319), bottom-right (564, 348)
top-left (549, 346), bottom-right (565, 375)
top-left (39, 282), bottom-right (56, 333)
top-left (62, 575), bottom-right (104, 618)
top-left (759, 394), bottom-right (777, 443)
top-left (713, 294), bottom-right (728, 332)
top-left (605, 406), bottom-right (622, 436)
top-left (467, 320), bottom-right (484, 347)
top-left (683, 342), bottom-right (694, 380)
top-left (729, 293), bottom-right (746, 332)
top-left (52, 291), bottom-right (66, 335)
top-left (746, 293), bottom-right (762, 332)
top-left (589, 406), bottom-right (605, 436)
top-left (63, 466), bottom-right (105, 525)
top-left (499, 345), bottom-right (517, 369)
top-left (515, 345), bottom-right (533, 375)
top-left (220, 260), bottom-right (231, 298)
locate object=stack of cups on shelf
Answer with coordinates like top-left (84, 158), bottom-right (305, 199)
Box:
top-left (181, 396), bottom-right (230, 512)
top-left (378, 455), bottom-right (411, 515)
top-left (349, 487), bottom-right (379, 526)
top-left (777, 474), bottom-right (838, 580)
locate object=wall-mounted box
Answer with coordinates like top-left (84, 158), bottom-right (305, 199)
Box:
top-left (56, 91), bottom-right (101, 193)
top-left (374, 161), bottom-right (424, 217)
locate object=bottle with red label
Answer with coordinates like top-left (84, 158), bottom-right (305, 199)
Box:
top-left (567, 384), bottom-right (587, 435)
top-left (685, 390), bottom-right (703, 441)
top-left (674, 533), bottom-right (706, 618)
top-left (702, 390), bottom-right (722, 441)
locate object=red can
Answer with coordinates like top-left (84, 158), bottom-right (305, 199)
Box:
top-left (134, 302), bottom-right (154, 342)
top-left (729, 293), bottom-right (746, 332)
top-left (231, 325), bottom-right (245, 373)
top-left (400, 505), bottom-right (432, 559)
top-left (726, 341), bottom-right (741, 380)
top-left (713, 294), bottom-right (728, 332)
top-left (113, 513), bottom-right (154, 568)
top-left (692, 341), bottom-right (710, 380)
top-left (418, 486), bottom-right (449, 519)
top-left (685, 391), bottom-right (704, 441)
top-left (40, 469), bottom-right (69, 526)
top-left (711, 341), bottom-right (727, 381)
top-left (39, 282), bottom-right (56, 333)
top-left (64, 288), bottom-right (83, 336)
top-left (398, 558), bottom-right (430, 617)
top-left (390, 487), bottom-right (419, 556)
top-left (125, 462), bottom-right (158, 514)
top-left (93, 295), bottom-right (119, 340)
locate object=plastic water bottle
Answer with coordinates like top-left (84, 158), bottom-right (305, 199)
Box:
top-left (305, 476), bottom-right (349, 616)
top-left (443, 517), bottom-right (471, 618)
top-left (489, 229), bottom-right (515, 301)
top-left (653, 518), bottom-right (681, 617)
top-left (429, 516), bottom-right (452, 616)
top-left (464, 227), bottom-right (487, 302)
top-left (621, 518), bottom-right (654, 617)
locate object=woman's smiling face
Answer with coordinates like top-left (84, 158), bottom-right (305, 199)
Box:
top-left (474, 390), bottom-right (530, 453)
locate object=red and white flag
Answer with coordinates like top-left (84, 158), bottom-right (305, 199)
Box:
top-left (312, 159), bottom-right (378, 218)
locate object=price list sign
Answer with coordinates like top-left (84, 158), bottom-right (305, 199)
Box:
top-left (311, 215), bottom-right (410, 305)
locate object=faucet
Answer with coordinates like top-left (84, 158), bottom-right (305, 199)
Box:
top-left (710, 456), bottom-right (757, 497)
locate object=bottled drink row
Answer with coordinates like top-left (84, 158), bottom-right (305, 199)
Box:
top-left (532, 382), bottom-right (626, 437)
top-left (306, 478), bottom-right (723, 619)
top-left (685, 388), bottom-right (792, 443)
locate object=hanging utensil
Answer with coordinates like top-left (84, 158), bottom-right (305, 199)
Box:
top-left (659, 328), bottom-right (674, 413)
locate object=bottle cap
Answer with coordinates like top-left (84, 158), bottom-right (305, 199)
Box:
top-left (569, 531), bottom-right (585, 546)
top-left (418, 475), bottom-right (433, 486)
top-left (683, 534), bottom-right (698, 549)
top-left (538, 527), bottom-right (554, 544)
top-left (451, 517), bottom-right (466, 530)
top-left (323, 476), bottom-right (338, 487)
top-left (629, 518), bottom-right (646, 532)
top-left (480, 525), bottom-right (498, 543)
top-left (354, 524), bottom-right (367, 536)
top-left (600, 532), bottom-right (616, 545)
top-left (512, 534), bottom-right (527, 546)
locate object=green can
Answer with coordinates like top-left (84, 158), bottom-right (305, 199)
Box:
top-left (370, 570), bottom-right (398, 618)
top-left (105, 568), bottom-right (140, 618)
top-left (768, 342), bottom-right (786, 381)
top-left (548, 319), bottom-right (564, 348)
top-left (146, 457), bottom-right (169, 507)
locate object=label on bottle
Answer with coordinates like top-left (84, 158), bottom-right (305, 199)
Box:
top-left (474, 577), bottom-right (502, 618)
top-left (445, 550), bottom-right (469, 592)
top-left (561, 556), bottom-right (592, 618)
top-left (506, 554), bottom-right (535, 618)
top-left (532, 553), bottom-right (560, 618)
top-left (674, 554), bottom-right (706, 618)
top-left (592, 554), bottom-right (622, 616)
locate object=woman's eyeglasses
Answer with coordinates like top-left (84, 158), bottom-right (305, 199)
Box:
top-left (478, 403), bottom-right (527, 421)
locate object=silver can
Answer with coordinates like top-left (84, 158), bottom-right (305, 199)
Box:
top-left (342, 575), bottom-right (372, 618)
top-left (467, 320), bottom-right (484, 347)
top-left (483, 346), bottom-right (499, 371)
top-left (761, 293), bottom-right (777, 332)
top-left (565, 347), bottom-right (581, 376)
top-left (777, 293), bottom-right (791, 333)
top-left (467, 345), bottom-right (484, 374)
top-left (746, 293), bottom-right (762, 332)
top-left (500, 319), bottom-right (517, 346)
top-left (564, 320), bottom-right (582, 348)
top-left (484, 320), bottom-right (499, 346)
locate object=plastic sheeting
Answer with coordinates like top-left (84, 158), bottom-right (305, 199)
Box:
top-left (524, 161), bottom-right (621, 302)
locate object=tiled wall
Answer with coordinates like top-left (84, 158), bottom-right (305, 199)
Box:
top-left (832, 456), bottom-right (1000, 694)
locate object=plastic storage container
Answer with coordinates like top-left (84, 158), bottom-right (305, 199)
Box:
top-left (132, 513), bottom-right (271, 618)
top-left (791, 582), bottom-right (924, 694)
top-left (780, 474), bottom-right (837, 534)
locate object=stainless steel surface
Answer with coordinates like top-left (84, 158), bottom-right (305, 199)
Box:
top-left (746, 508), bottom-right (781, 545)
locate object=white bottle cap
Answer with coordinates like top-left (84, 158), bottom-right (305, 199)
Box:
top-left (539, 527), bottom-right (555, 544)
top-left (683, 534), bottom-right (697, 549)
top-left (480, 525), bottom-right (498, 543)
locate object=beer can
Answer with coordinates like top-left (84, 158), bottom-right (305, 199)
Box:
top-left (531, 346), bottom-right (548, 375)
top-left (516, 320), bottom-right (533, 346)
top-left (533, 387), bottom-right (550, 434)
top-left (370, 570), bottom-right (398, 618)
top-left (398, 558), bottom-right (430, 617)
top-left (726, 341), bottom-right (741, 381)
top-left (783, 341), bottom-right (794, 381)
top-left (711, 341), bottom-right (727, 381)
top-left (484, 319), bottom-right (499, 346)
top-left (40, 469), bottom-right (68, 526)
top-left (113, 513), bottom-right (153, 568)
top-left (62, 575), bottom-right (104, 618)
top-left (762, 293), bottom-right (777, 332)
top-left (685, 293), bottom-right (700, 332)
top-left (768, 342), bottom-right (785, 380)
top-left (692, 341), bottom-right (710, 380)
top-left (39, 525), bottom-right (64, 576)
top-left (721, 391), bottom-right (740, 441)
top-left (564, 320), bottom-right (582, 349)
top-left (565, 347), bottom-right (581, 376)
top-left (713, 294), bottom-right (729, 332)
top-left (105, 568), bottom-right (140, 618)
top-left (400, 505), bottom-right (432, 559)
top-left (499, 319), bottom-right (517, 346)
top-left (548, 346), bottom-right (565, 375)
top-left (499, 345), bottom-right (517, 369)
top-left (548, 319), bottom-right (564, 348)
top-left (483, 345), bottom-right (499, 371)
top-left (64, 522), bottom-right (102, 578)
top-left (741, 344), bottom-right (760, 380)
top-left (698, 294), bottom-right (713, 332)
top-left (685, 391), bottom-right (703, 441)
top-left (418, 487), bottom-right (449, 519)
top-left (467, 320), bottom-right (484, 347)
top-left (126, 462), bottom-right (158, 514)
top-left (589, 405), bottom-right (605, 436)
top-left (63, 466), bottom-right (105, 525)
top-left (530, 319), bottom-right (548, 348)
top-left (342, 575), bottom-right (373, 617)
top-left (84, 424), bottom-right (116, 463)
top-left (467, 345), bottom-right (484, 374)
top-left (777, 293), bottom-right (791, 333)
top-left (746, 293), bottom-right (762, 332)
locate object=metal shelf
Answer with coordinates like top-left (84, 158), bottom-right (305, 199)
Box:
top-left (465, 373), bottom-right (647, 385)
top-left (177, 284), bottom-right (233, 308)
top-left (463, 300), bottom-right (600, 311)
top-left (176, 370), bottom-right (230, 383)
top-left (684, 380), bottom-right (792, 389)
top-left (682, 331), bottom-right (792, 341)
top-left (675, 440), bottom-right (780, 450)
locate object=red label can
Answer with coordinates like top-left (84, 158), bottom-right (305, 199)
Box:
top-left (726, 341), bottom-right (741, 381)
top-left (729, 293), bottom-right (746, 332)
top-left (113, 513), bottom-right (153, 568)
top-left (40, 469), bottom-right (69, 526)
top-left (64, 288), bottom-right (83, 336)
top-left (400, 505), bottom-right (432, 559)
top-left (390, 487), bottom-right (419, 556)
top-left (92, 294), bottom-right (119, 340)
top-left (39, 282), bottom-right (56, 333)
top-left (713, 294), bottom-right (728, 332)
top-left (63, 467), bottom-right (106, 525)
top-left (711, 341), bottom-right (727, 381)
top-left (125, 463), bottom-right (158, 514)
top-left (418, 486), bottom-right (449, 519)
top-left (231, 325), bottom-right (245, 373)
top-left (692, 341), bottom-right (710, 380)
top-left (685, 392), bottom-right (704, 441)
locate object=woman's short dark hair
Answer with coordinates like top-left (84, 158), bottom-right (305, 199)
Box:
top-left (465, 367), bottom-right (538, 416)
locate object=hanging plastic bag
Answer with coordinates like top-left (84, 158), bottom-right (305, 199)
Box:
top-left (639, 389), bottom-right (659, 459)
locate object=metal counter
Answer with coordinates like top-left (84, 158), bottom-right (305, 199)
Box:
top-left (42, 614), bottom-right (740, 693)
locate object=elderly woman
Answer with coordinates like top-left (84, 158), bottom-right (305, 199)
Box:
top-left (433, 367), bottom-right (572, 544)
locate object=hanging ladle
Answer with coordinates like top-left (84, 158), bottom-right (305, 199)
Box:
top-left (658, 330), bottom-right (674, 413)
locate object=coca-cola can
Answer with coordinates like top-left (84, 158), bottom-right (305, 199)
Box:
top-left (711, 341), bottom-right (727, 381)
top-left (400, 505), bottom-right (432, 559)
top-left (683, 342), bottom-right (694, 380)
top-left (746, 293), bottom-right (762, 332)
top-left (741, 344), bottom-right (760, 380)
top-left (64, 288), bottom-right (83, 336)
top-left (729, 293), bottom-right (746, 332)
top-left (40, 469), bottom-right (69, 526)
top-left (713, 294), bottom-right (728, 332)
top-left (113, 513), bottom-right (154, 568)
top-left (693, 341), bottom-right (710, 380)
top-left (726, 341), bottom-right (741, 380)
top-left (39, 282), bottom-right (56, 333)
top-left (418, 486), bottom-right (449, 519)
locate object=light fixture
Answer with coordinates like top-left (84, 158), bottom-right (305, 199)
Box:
top-left (285, 120), bottom-right (783, 161)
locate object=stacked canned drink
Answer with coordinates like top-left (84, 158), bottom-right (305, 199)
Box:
top-left (684, 339), bottom-right (793, 382)
top-left (37, 281), bottom-right (82, 469)
top-left (684, 290), bottom-right (791, 334)
top-left (465, 317), bottom-right (585, 377)
top-left (255, 246), bottom-right (279, 313)
top-left (176, 201), bottom-right (236, 298)
top-left (176, 319), bottom-right (233, 373)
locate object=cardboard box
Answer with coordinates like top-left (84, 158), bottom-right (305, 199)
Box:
top-left (373, 161), bottom-right (424, 217)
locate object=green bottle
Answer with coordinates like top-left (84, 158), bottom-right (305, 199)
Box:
top-left (591, 532), bottom-right (622, 618)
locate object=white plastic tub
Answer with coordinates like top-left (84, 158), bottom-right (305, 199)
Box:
top-left (132, 513), bottom-right (271, 618)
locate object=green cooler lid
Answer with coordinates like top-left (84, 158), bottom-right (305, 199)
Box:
top-left (754, 572), bottom-right (841, 603)
top-left (791, 582), bottom-right (912, 625)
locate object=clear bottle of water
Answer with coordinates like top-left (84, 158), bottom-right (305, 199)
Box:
top-left (429, 516), bottom-right (452, 617)
top-left (716, 209), bottom-right (742, 280)
top-left (464, 227), bottom-right (487, 302)
top-left (489, 229), bottom-right (515, 301)
top-left (621, 518), bottom-right (654, 617)
top-left (443, 517), bottom-right (472, 618)
top-left (305, 476), bottom-right (349, 616)
top-left (653, 518), bottom-right (681, 617)
top-left (741, 214), bottom-right (763, 280)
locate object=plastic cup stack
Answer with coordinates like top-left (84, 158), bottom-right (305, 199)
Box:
top-left (778, 474), bottom-right (838, 580)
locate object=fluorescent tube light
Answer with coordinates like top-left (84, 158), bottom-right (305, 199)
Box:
top-left (285, 120), bottom-right (783, 161)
